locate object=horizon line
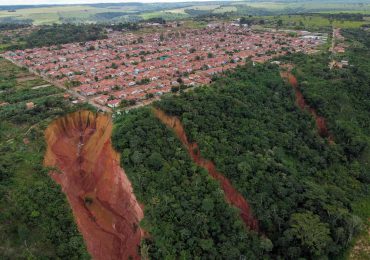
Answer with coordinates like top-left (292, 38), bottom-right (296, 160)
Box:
top-left (0, 0), bottom-right (234, 7)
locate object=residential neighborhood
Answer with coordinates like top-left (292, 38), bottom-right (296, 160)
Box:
top-left (4, 23), bottom-right (325, 109)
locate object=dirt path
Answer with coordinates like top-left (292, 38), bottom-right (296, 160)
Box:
top-left (153, 108), bottom-right (259, 232)
top-left (44, 110), bottom-right (144, 260)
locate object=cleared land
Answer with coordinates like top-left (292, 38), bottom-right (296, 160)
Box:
top-left (264, 15), bottom-right (368, 30)
top-left (0, 5), bottom-right (135, 24)
top-left (1, 1), bottom-right (370, 24)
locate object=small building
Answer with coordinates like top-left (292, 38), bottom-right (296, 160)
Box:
top-left (107, 99), bottom-right (120, 108)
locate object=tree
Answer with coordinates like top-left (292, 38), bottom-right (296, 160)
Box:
top-left (284, 212), bottom-right (333, 257)
top-left (120, 99), bottom-right (129, 108)
top-left (277, 19), bottom-right (283, 28)
top-left (147, 152), bottom-right (163, 170)
top-left (111, 62), bottom-right (118, 69)
top-left (171, 86), bottom-right (179, 93)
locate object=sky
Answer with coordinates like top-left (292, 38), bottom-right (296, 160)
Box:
top-left (0, 0), bottom-right (220, 5)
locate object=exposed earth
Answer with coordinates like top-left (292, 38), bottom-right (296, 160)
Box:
top-left (44, 110), bottom-right (144, 260)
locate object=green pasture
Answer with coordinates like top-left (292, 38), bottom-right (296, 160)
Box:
top-left (264, 15), bottom-right (368, 30)
top-left (1, 2), bottom-right (370, 25)
top-left (140, 11), bottom-right (189, 20)
top-left (0, 5), bottom-right (136, 25)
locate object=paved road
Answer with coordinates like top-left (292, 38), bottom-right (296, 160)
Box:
top-left (2, 55), bottom-right (199, 114)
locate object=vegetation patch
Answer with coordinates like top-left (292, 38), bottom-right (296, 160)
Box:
top-left (0, 57), bottom-right (90, 259)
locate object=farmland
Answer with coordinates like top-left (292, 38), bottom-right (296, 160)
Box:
top-left (0, 4), bottom-right (145, 24)
top-left (0, 1), bottom-right (370, 25)
top-left (263, 14), bottom-right (368, 31)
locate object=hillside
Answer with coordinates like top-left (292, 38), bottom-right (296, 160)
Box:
top-left (0, 8), bottom-right (369, 259)
top-left (110, 27), bottom-right (369, 259)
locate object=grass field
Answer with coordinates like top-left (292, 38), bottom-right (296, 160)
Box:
top-left (140, 11), bottom-right (189, 20)
top-left (213, 6), bottom-right (238, 14)
top-left (154, 5), bottom-right (221, 16)
top-left (241, 2), bottom-right (370, 13)
top-left (0, 5), bottom-right (136, 25)
top-left (262, 14), bottom-right (368, 31)
top-left (1, 1), bottom-right (369, 25)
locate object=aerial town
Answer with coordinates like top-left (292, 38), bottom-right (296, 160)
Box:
top-left (1, 1), bottom-right (370, 260)
top-left (4, 23), bottom-right (326, 109)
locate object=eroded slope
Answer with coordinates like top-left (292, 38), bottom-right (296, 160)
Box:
top-left (44, 110), bottom-right (143, 260)
top-left (154, 108), bottom-right (259, 231)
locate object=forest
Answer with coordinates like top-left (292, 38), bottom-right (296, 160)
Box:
top-left (0, 23), bottom-right (31, 31)
top-left (112, 28), bottom-right (369, 259)
top-left (282, 28), bottom-right (370, 166)
top-left (25, 24), bottom-right (108, 48)
top-left (113, 109), bottom-right (271, 259)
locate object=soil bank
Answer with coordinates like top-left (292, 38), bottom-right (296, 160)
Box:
top-left (44, 110), bottom-right (144, 260)
top-left (281, 71), bottom-right (334, 142)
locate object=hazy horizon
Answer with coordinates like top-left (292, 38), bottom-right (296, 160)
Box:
top-left (0, 0), bottom-right (227, 6)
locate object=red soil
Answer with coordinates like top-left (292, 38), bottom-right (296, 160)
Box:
top-left (153, 108), bottom-right (259, 232)
top-left (281, 71), bottom-right (334, 143)
top-left (44, 110), bottom-right (144, 260)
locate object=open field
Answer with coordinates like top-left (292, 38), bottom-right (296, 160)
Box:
top-left (213, 6), bottom-right (238, 14)
top-left (266, 15), bottom-right (368, 30)
top-left (140, 11), bottom-right (189, 20)
top-left (142, 1), bottom-right (370, 21)
top-left (0, 5), bottom-right (138, 24)
top-left (234, 2), bottom-right (370, 13)
top-left (1, 1), bottom-right (370, 24)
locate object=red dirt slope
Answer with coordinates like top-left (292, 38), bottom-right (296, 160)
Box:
top-left (153, 108), bottom-right (259, 232)
top-left (44, 110), bottom-right (144, 260)
top-left (281, 71), bottom-right (334, 142)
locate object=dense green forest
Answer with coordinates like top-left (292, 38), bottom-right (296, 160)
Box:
top-left (113, 109), bottom-right (271, 258)
top-left (284, 28), bottom-right (370, 167)
top-left (282, 28), bottom-right (370, 258)
top-left (0, 58), bottom-right (90, 259)
top-left (25, 24), bottom-right (108, 48)
top-left (0, 23), bottom-right (31, 31)
top-left (0, 23), bottom-right (142, 51)
top-left (155, 62), bottom-right (366, 259)
top-left (112, 28), bottom-right (369, 259)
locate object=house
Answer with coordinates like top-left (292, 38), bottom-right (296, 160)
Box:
top-left (107, 99), bottom-right (120, 108)
top-left (95, 95), bottom-right (110, 105)
top-left (4, 22), bottom-right (324, 109)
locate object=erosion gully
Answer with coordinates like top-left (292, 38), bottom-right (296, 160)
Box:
top-left (44, 110), bottom-right (143, 260)
top-left (280, 71), bottom-right (334, 143)
top-left (153, 108), bottom-right (259, 232)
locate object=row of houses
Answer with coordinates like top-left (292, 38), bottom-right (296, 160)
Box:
top-left (5, 23), bottom-right (324, 108)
